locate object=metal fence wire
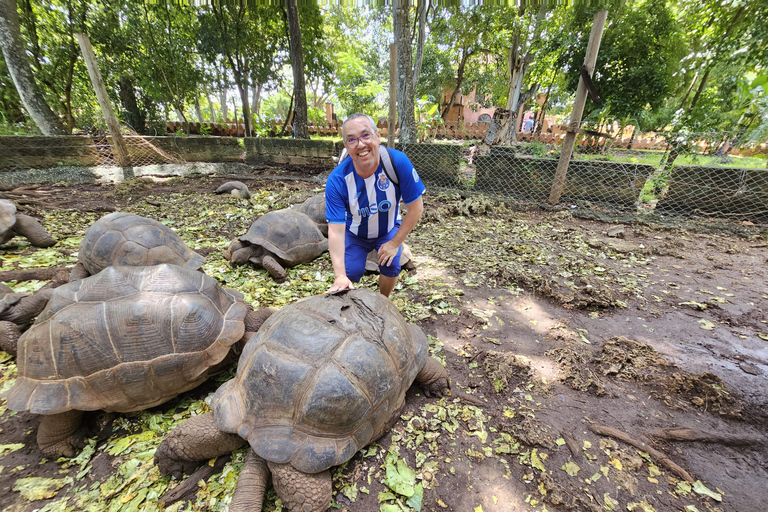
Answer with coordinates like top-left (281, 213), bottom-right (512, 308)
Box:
top-left (0, 122), bottom-right (766, 224)
top-left (0, 130), bottom-right (183, 172)
top-left (398, 122), bottom-right (768, 223)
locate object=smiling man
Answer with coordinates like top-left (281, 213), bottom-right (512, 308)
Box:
top-left (325, 113), bottom-right (425, 297)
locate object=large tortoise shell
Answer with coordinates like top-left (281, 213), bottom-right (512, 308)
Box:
top-left (4, 264), bottom-right (247, 415)
top-left (239, 209), bottom-right (327, 265)
top-left (211, 289), bottom-right (428, 474)
top-left (77, 212), bottom-right (205, 276)
top-left (294, 193), bottom-right (328, 237)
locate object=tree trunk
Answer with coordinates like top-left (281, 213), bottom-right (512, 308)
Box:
top-left (251, 80), bottom-right (262, 123)
top-left (232, 79), bottom-right (251, 137)
top-left (394, 0), bottom-right (415, 143)
top-left (219, 66), bottom-right (228, 122)
top-left (206, 93), bottom-right (216, 122)
top-left (493, 6), bottom-right (546, 145)
top-left (118, 76), bottom-right (146, 134)
top-left (285, 0), bottom-right (308, 139)
top-left (194, 97), bottom-right (204, 123)
top-left (0, 0), bottom-right (67, 135)
top-left (440, 50), bottom-right (469, 121)
top-left (412, 0), bottom-right (428, 91)
top-left (173, 107), bottom-right (189, 134)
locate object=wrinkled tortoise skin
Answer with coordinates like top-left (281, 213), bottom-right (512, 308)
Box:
top-left (0, 199), bottom-right (56, 248)
top-left (4, 264), bottom-right (248, 415)
top-left (76, 212), bottom-right (205, 277)
top-left (211, 288), bottom-right (428, 474)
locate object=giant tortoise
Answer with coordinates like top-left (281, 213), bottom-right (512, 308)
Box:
top-left (0, 283), bottom-right (54, 355)
top-left (0, 199), bottom-right (56, 248)
top-left (70, 212), bottom-right (205, 280)
top-left (214, 180), bottom-right (251, 200)
top-left (155, 288), bottom-right (449, 512)
top-left (224, 208), bottom-right (328, 282)
top-left (366, 242), bottom-right (416, 273)
top-left (293, 193), bottom-right (328, 236)
top-left (2, 264), bottom-right (274, 458)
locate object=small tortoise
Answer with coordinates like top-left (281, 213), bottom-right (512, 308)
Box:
top-left (0, 199), bottom-right (56, 248)
top-left (293, 193), bottom-right (327, 236)
top-left (70, 212), bottom-right (205, 280)
top-left (155, 288), bottom-right (449, 512)
top-left (3, 264), bottom-right (274, 458)
top-left (0, 283), bottom-right (54, 355)
top-left (214, 181), bottom-right (251, 200)
top-left (366, 242), bottom-right (416, 273)
top-left (224, 208), bottom-right (328, 282)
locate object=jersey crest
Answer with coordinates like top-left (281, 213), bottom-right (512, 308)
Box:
top-left (377, 172), bottom-right (391, 191)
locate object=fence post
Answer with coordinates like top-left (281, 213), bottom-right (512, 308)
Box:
top-left (76, 33), bottom-right (131, 167)
top-left (548, 9), bottom-right (607, 204)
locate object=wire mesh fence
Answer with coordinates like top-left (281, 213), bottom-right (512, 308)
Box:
top-left (397, 122), bottom-right (768, 224)
top-left (1, 123), bottom-right (766, 225)
top-left (0, 131), bottom-right (183, 171)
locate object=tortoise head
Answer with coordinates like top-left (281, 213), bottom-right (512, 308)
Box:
top-left (227, 241), bottom-right (265, 266)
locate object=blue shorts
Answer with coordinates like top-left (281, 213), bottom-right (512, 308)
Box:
top-left (346, 227), bottom-right (403, 282)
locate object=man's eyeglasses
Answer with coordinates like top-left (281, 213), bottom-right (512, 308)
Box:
top-left (345, 132), bottom-right (373, 146)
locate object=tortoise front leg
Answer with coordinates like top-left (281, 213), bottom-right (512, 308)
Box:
top-left (37, 410), bottom-right (85, 458)
top-left (268, 461), bottom-right (332, 512)
top-left (0, 320), bottom-right (21, 355)
top-left (229, 450), bottom-right (270, 512)
top-left (69, 262), bottom-right (90, 281)
top-left (416, 356), bottom-right (451, 398)
top-left (3, 287), bottom-right (54, 326)
top-left (257, 255), bottom-right (287, 282)
top-left (155, 412), bottom-right (246, 479)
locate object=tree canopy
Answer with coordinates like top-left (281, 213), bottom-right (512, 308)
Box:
top-left (0, 0), bottom-right (763, 142)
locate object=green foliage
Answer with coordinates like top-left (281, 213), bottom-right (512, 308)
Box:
top-left (559, 0), bottom-right (684, 125)
top-left (321, 7), bottom-right (390, 119)
top-left (414, 96), bottom-right (443, 142)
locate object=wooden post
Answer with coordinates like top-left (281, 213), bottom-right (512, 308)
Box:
top-left (388, 43), bottom-right (397, 148)
top-left (548, 10), bottom-right (608, 204)
top-left (75, 33), bottom-right (130, 167)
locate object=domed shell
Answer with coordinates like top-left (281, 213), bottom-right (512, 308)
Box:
top-left (293, 193), bottom-right (327, 236)
top-left (4, 264), bottom-right (247, 415)
top-left (211, 289), bottom-right (428, 474)
top-left (240, 209), bottom-right (327, 265)
top-left (77, 212), bottom-right (205, 276)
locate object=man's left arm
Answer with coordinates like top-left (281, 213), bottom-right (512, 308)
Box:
top-left (378, 196), bottom-right (423, 266)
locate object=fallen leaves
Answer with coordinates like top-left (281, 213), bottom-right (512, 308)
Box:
top-left (13, 476), bottom-right (72, 500)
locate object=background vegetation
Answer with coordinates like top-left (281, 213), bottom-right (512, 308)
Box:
top-left (0, 0), bottom-right (766, 147)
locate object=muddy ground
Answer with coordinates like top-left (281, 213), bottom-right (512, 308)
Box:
top-left (1, 165), bottom-right (767, 512)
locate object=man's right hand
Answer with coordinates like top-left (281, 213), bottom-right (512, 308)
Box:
top-left (327, 275), bottom-right (355, 293)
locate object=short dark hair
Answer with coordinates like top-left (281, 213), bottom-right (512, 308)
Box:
top-left (342, 113), bottom-right (377, 139)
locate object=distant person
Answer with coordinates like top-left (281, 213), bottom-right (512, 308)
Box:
top-left (325, 113), bottom-right (424, 298)
top-left (523, 118), bottom-right (534, 132)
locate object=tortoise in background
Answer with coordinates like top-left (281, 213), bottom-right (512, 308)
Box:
top-left (293, 193), bottom-right (327, 236)
top-left (366, 242), bottom-right (416, 273)
top-left (224, 208), bottom-right (328, 282)
top-left (2, 264), bottom-right (274, 458)
top-left (155, 288), bottom-right (449, 512)
top-left (0, 199), bottom-right (56, 248)
top-left (70, 212), bottom-right (205, 280)
top-left (0, 283), bottom-right (54, 355)
top-left (214, 181), bottom-right (251, 200)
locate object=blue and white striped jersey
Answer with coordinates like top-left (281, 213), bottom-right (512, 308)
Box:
top-left (325, 148), bottom-right (425, 239)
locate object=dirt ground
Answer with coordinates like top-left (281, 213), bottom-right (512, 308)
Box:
top-left (1, 165), bottom-right (767, 512)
